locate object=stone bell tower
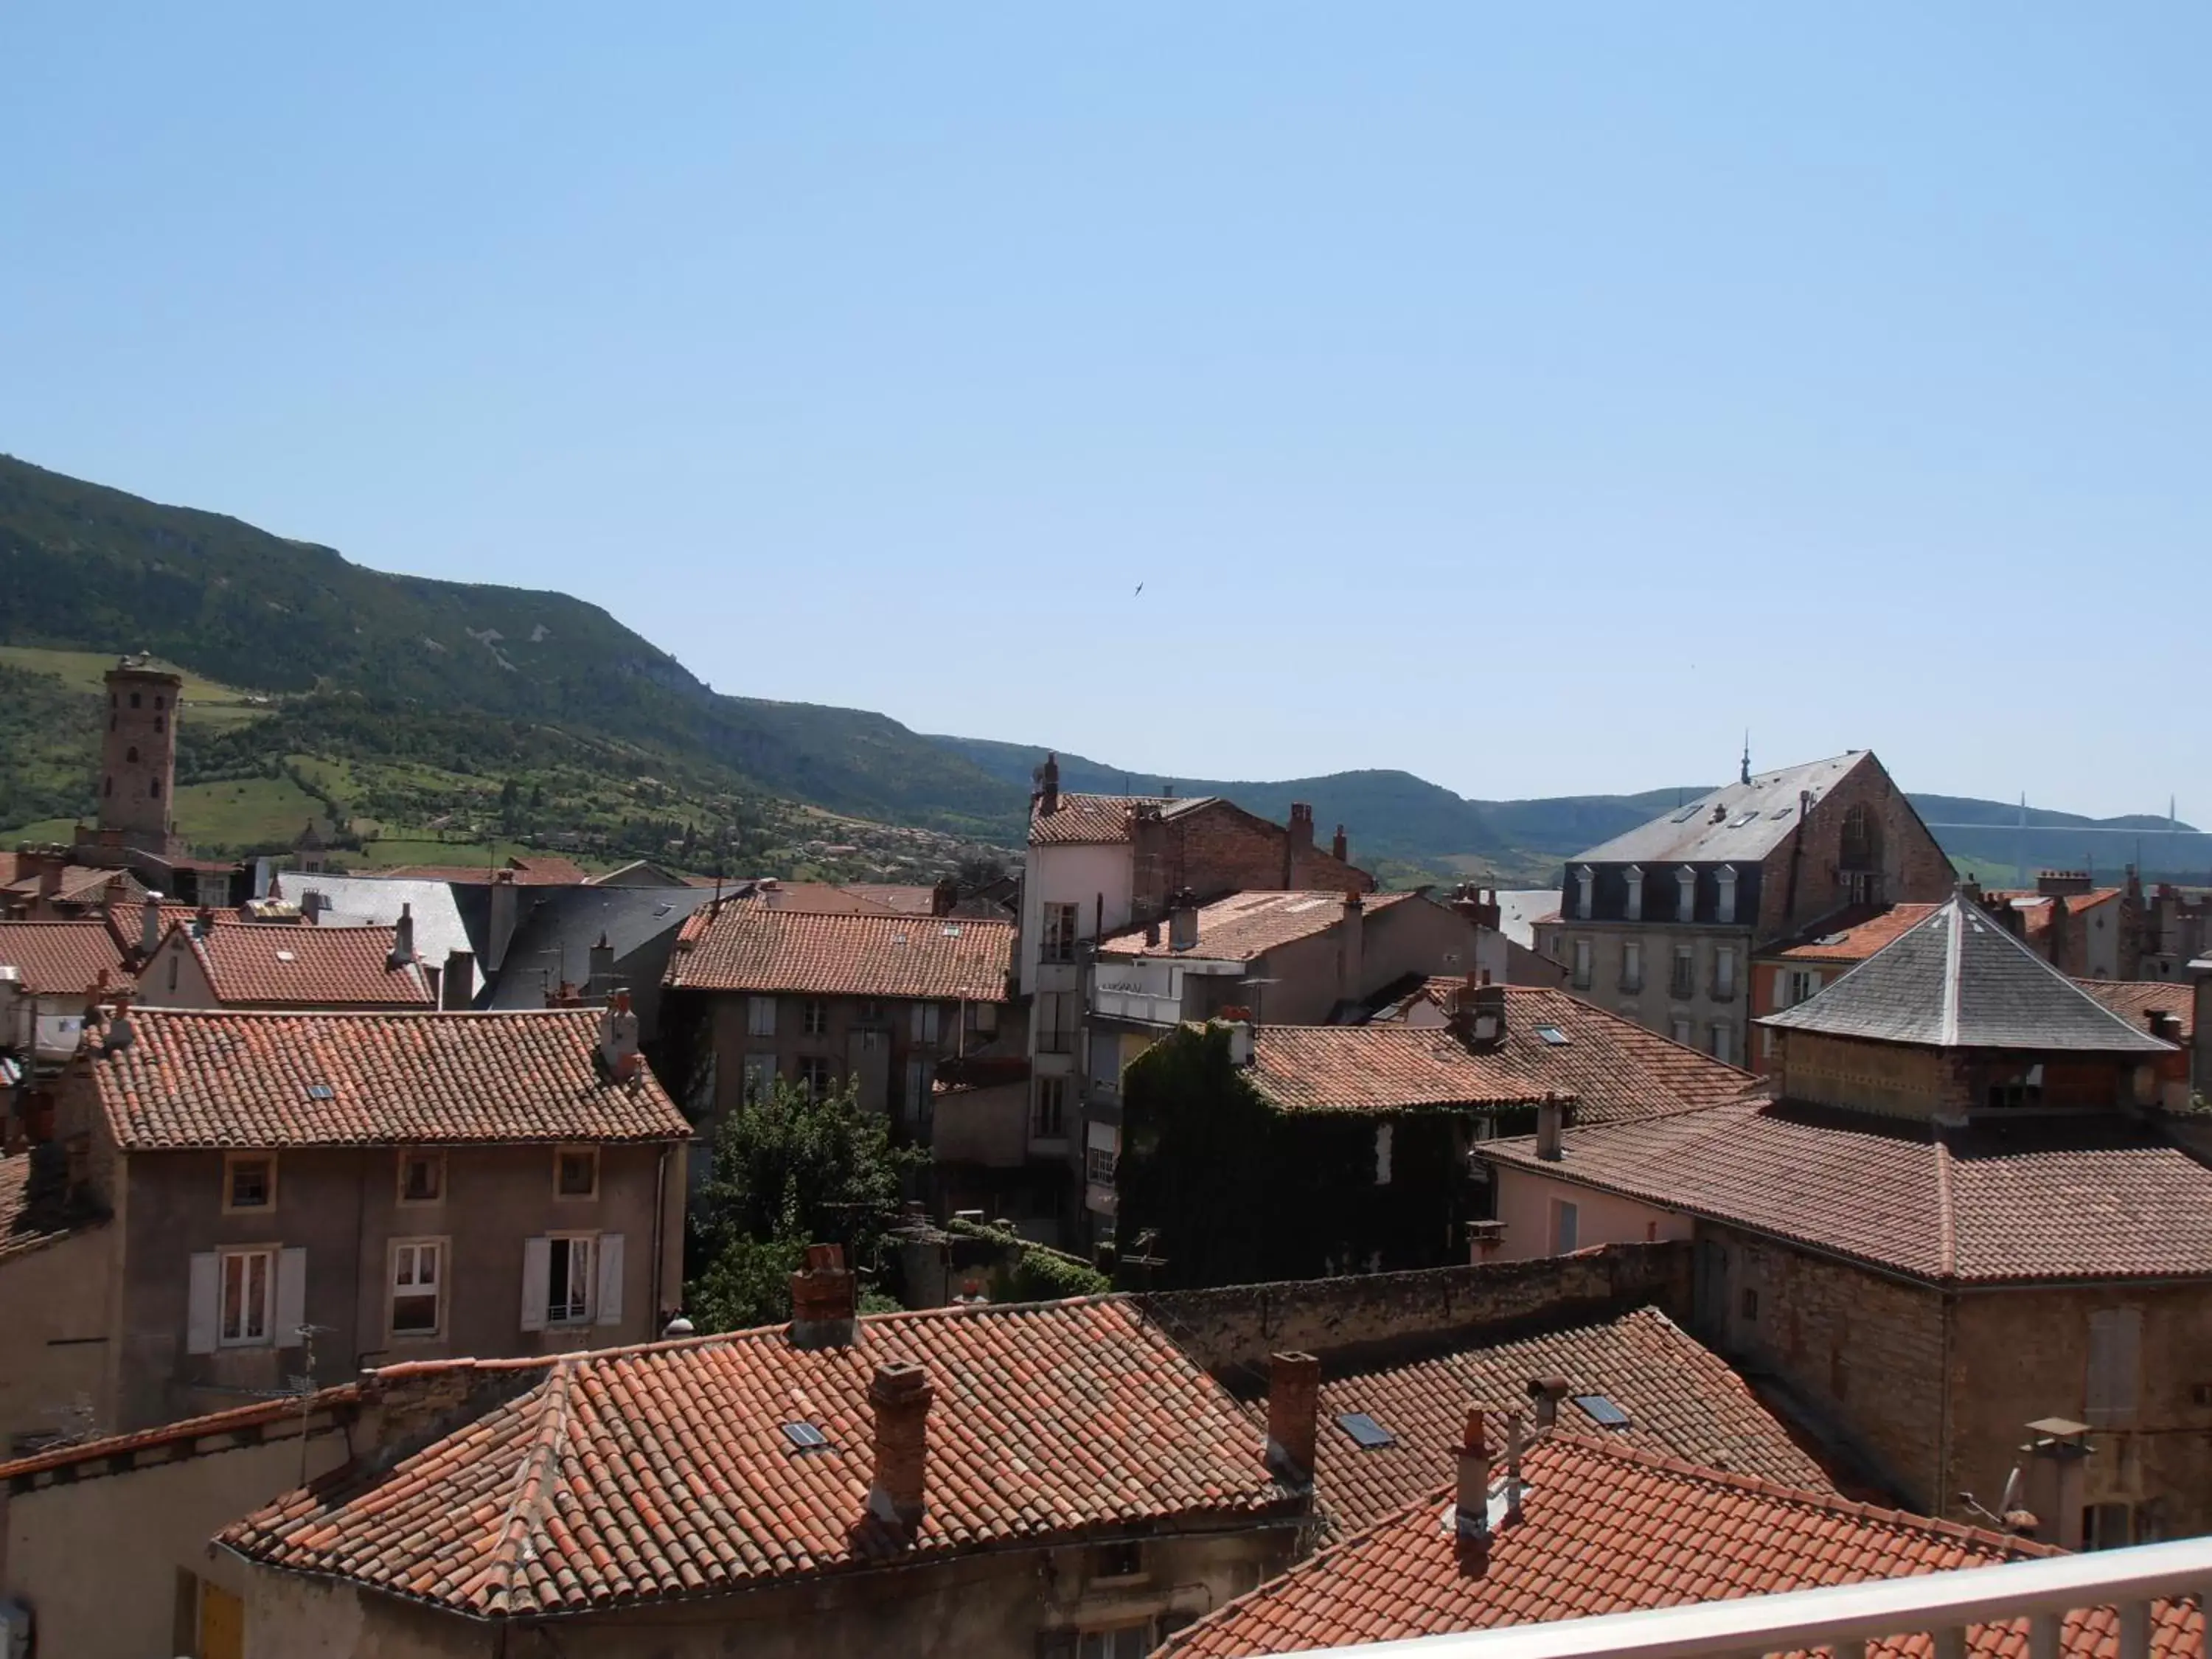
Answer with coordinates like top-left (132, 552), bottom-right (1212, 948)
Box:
top-left (97, 656), bottom-right (184, 854)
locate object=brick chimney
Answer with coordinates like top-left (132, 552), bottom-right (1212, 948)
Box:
top-left (1265, 1351), bottom-right (1321, 1486)
top-left (1338, 890), bottom-right (1365, 1008)
top-left (1036, 753), bottom-right (1060, 818)
top-left (1166, 888), bottom-right (1200, 953)
top-left (1331, 824), bottom-right (1349, 863)
top-left (1455, 1408), bottom-right (1492, 1553)
top-left (441, 949), bottom-right (474, 1010)
top-left (931, 877), bottom-right (959, 918)
top-left (1451, 972), bottom-right (1507, 1051)
top-left (788, 1243), bottom-right (858, 1349)
top-left (866, 1359), bottom-right (933, 1531)
top-left (2037, 870), bottom-right (2094, 897)
top-left (1287, 804), bottom-right (1315, 854)
top-left (389, 902), bottom-right (417, 969)
top-left (1536, 1091), bottom-right (1565, 1161)
top-left (1452, 885), bottom-right (1503, 933)
top-left (1526, 1375), bottom-right (1571, 1431)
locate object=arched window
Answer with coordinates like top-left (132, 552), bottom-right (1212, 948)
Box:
top-left (130, 692), bottom-right (142, 709)
top-left (1840, 804), bottom-right (1878, 871)
top-left (126, 746), bottom-right (139, 764)
top-left (150, 778), bottom-right (161, 798)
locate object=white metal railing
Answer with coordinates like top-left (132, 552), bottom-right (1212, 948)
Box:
top-left (1279, 1536), bottom-right (2212, 1659)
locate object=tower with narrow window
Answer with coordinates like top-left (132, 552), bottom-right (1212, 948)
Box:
top-left (99, 658), bottom-right (184, 851)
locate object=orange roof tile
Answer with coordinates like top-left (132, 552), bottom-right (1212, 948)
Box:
top-left (1101, 890), bottom-right (1413, 961)
top-left (1299, 1308), bottom-right (1832, 1539)
top-left (1163, 1436), bottom-right (2202, 1658)
top-left (175, 922), bottom-right (434, 1008)
top-left (1248, 988), bottom-right (1755, 1122)
top-left (89, 1007), bottom-right (691, 1150)
top-left (378, 855), bottom-right (591, 886)
top-left (1029, 792), bottom-right (1211, 846)
top-left (745, 881), bottom-right (900, 914)
top-left (666, 904), bottom-right (1012, 1001)
top-left (0, 920), bottom-right (130, 995)
top-left (2079, 978), bottom-right (2193, 1043)
top-left (1484, 1099), bottom-right (2212, 1284)
top-left (220, 1296), bottom-right (1299, 1618)
top-left (1770, 903), bottom-right (1946, 963)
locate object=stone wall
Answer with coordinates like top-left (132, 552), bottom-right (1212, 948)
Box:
top-left (1144, 1241), bottom-right (1691, 1373)
top-left (1130, 801), bottom-right (1374, 922)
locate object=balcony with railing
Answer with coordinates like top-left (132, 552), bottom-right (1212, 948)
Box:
top-left (1266, 1536), bottom-right (2212, 1659)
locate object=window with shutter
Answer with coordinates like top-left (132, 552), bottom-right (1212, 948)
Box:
top-left (187, 1253), bottom-right (220, 1354)
top-left (521, 1237), bottom-right (552, 1332)
top-left (595, 1234), bottom-right (625, 1327)
top-left (2086, 1307), bottom-right (2142, 1427)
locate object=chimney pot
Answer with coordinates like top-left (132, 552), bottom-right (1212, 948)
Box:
top-left (1455, 1408), bottom-right (1492, 1550)
top-left (389, 902), bottom-right (417, 969)
top-left (788, 1242), bottom-right (858, 1348)
top-left (1536, 1093), bottom-right (1565, 1161)
top-left (1265, 1351), bottom-right (1321, 1485)
top-left (1331, 824), bottom-right (1349, 863)
top-left (1167, 888), bottom-right (1200, 953)
top-left (1037, 753), bottom-right (1060, 817)
top-left (1526, 1375), bottom-right (1571, 1430)
top-left (866, 1359), bottom-right (933, 1531)
top-left (139, 891), bottom-right (162, 959)
top-left (441, 948), bottom-right (475, 1009)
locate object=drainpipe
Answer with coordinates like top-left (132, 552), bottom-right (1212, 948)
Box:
top-left (651, 1143), bottom-right (672, 1328)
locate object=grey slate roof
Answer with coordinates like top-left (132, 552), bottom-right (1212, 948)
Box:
top-left (1571, 754), bottom-right (1873, 866)
top-left (1759, 894), bottom-right (2174, 1054)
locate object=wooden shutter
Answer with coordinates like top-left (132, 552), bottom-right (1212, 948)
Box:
top-left (274, 1248), bottom-right (308, 1347)
top-left (187, 1253), bottom-right (220, 1354)
top-left (595, 1234), bottom-right (625, 1327)
top-left (521, 1237), bottom-right (552, 1332)
top-left (2087, 1307), bottom-right (2142, 1427)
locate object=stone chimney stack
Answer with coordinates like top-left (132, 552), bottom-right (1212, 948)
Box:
top-left (1452, 972), bottom-right (1507, 1051)
top-left (1451, 885), bottom-right (1503, 933)
top-left (390, 903), bottom-right (417, 969)
top-left (1455, 1408), bottom-right (1492, 1552)
top-left (487, 869), bottom-right (520, 971)
top-left (586, 932), bottom-right (616, 998)
top-left (139, 891), bottom-right (163, 960)
top-left (1036, 753), bottom-right (1060, 817)
top-left (1338, 890), bottom-right (1366, 1009)
top-left (931, 877), bottom-right (959, 918)
top-left (1536, 1091), bottom-right (1565, 1162)
top-left (441, 949), bottom-right (475, 1010)
top-left (1331, 824), bottom-right (1349, 863)
top-left (1264, 1351), bottom-right (1321, 1486)
top-left (1167, 888), bottom-right (1200, 953)
top-left (788, 1243), bottom-right (858, 1349)
top-left (866, 1359), bottom-right (933, 1531)
top-left (1287, 803), bottom-right (1315, 853)
top-left (597, 989), bottom-right (641, 1081)
top-left (2020, 1419), bottom-right (2093, 1551)
top-left (1526, 1375), bottom-right (1571, 1431)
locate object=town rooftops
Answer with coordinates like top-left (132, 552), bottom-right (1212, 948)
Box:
top-left (1296, 1307), bottom-right (1832, 1539)
top-left (0, 1151), bottom-right (98, 1265)
top-left (220, 1295), bottom-right (1299, 1620)
top-left (1249, 987), bottom-right (1756, 1122)
top-left (1029, 791), bottom-right (1216, 846)
top-left (1571, 752), bottom-right (1878, 867)
top-left (1760, 895), bottom-right (2173, 1054)
top-left (86, 1006), bottom-right (690, 1150)
top-left (0, 920), bottom-right (129, 995)
top-left (1100, 889), bottom-right (1416, 961)
top-left (172, 921), bottom-right (434, 1008)
top-left (376, 854), bottom-right (592, 886)
top-left (1484, 1098), bottom-right (2212, 1284)
top-left (666, 902), bottom-right (1012, 1001)
top-left (2079, 978), bottom-right (2194, 1043)
top-left (1160, 1435), bottom-right (2207, 1659)
top-left (1767, 902), bottom-right (1945, 964)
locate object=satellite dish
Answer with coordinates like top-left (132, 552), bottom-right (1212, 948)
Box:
top-left (1999, 1464), bottom-right (2025, 1514)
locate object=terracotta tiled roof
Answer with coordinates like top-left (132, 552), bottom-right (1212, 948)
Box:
top-left (0, 921), bottom-right (129, 995)
top-left (1989, 888), bottom-right (2126, 942)
top-left (1297, 1307), bottom-right (1832, 1538)
top-left (4, 864), bottom-right (142, 908)
top-left (1249, 988), bottom-right (1754, 1123)
top-left (1162, 1435), bottom-right (2203, 1658)
top-left (378, 856), bottom-right (591, 886)
top-left (222, 1296), bottom-right (1299, 1618)
top-left (1484, 1098), bottom-right (2212, 1284)
top-left (1100, 890), bottom-right (1414, 961)
top-left (173, 922), bottom-right (434, 1008)
top-left (665, 904), bottom-right (1012, 1001)
top-left (841, 885), bottom-right (1011, 921)
top-left (0, 1378), bottom-right (366, 1482)
top-left (1029, 792), bottom-right (1211, 846)
top-left (2079, 978), bottom-right (2194, 1042)
top-left (1769, 902), bottom-right (1945, 964)
top-left (745, 882), bottom-right (899, 914)
top-left (88, 1007), bottom-right (691, 1150)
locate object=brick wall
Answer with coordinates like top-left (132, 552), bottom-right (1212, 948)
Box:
top-left (1144, 1242), bottom-right (1691, 1373)
top-left (1754, 756), bottom-right (1952, 941)
top-left (1132, 801), bottom-right (1375, 921)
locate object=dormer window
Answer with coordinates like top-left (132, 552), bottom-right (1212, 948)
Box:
top-left (1574, 866), bottom-right (1594, 920)
top-left (1623, 866), bottom-right (1644, 922)
top-left (1716, 865), bottom-right (1739, 926)
top-left (1675, 866), bottom-right (1697, 923)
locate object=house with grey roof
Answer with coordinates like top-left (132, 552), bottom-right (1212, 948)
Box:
top-left (1531, 751), bottom-right (1954, 1063)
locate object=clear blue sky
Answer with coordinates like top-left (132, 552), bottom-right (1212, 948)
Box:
top-left (4, 4), bottom-right (2205, 817)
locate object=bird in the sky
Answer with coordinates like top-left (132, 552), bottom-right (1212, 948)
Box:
top-left (1134, 582), bottom-right (1144, 597)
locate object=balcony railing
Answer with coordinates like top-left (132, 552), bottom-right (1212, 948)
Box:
top-left (1271, 1535), bottom-right (2212, 1659)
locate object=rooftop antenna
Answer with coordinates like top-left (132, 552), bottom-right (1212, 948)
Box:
top-left (1739, 731), bottom-right (1751, 787)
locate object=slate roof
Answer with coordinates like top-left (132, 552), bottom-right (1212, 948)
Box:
top-left (1161, 1436), bottom-right (2204, 1659)
top-left (1029, 792), bottom-right (1214, 846)
top-left (1255, 987), bottom-right (1755, 1122)
top-left (220, 1296), bottom-right (1299, 1619)
top-left (665, 905), bottom-right (1012, 1001)
top-left (1296, 1307), bottom-right (1831, 1538)
top-left (2079, 978), bottom-right (2194, 1043)
top-left (1761, 896), bottom-right (2174, 1053)
top-left (175, 922), bottom-right (434, 1008)
top-left (1767, 902), bottom-right (1945, 964)
top-left (1100, 890), bottom-right (1414, 961)
top-left (274, 874), bottom-right (479, 996)
top-left (1571, 754), bottom-right (1877, 866)
top-left (0, 921), bottom-right (130, 995)
top-left (88, 1007), bottom-right (690, 1150)
top-left (1484, 1098), bottom-right (2212, 1284)
top-left (487, 886), bottom-right (716, 1010)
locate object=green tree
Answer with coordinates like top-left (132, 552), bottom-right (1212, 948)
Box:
top-left (685, 1078), bottom-right (923, 1331)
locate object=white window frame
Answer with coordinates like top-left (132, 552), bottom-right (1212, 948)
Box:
top-left (554, 1144), bottom-right (599, 1201)
top-left (223, 1151), bottom-right (277, 1215)
top-left (1671, 1017), bottom-right (1694, 1045)
top-left (546, 1233), bottom-right (597, 1326)
top-left (397, 1150), bottom-right (445, 1207)
top-left (1623, 865), bottom-right (1644, 922)
top-left (1710, 1020), bottom-right (1733, 1065)
top-left (1620, 939), bottom-right (1643, 992)
top-left (218, 1246), bottom-right (278, 1347)
top-left (1571, 938), bottom-right (1593, 990)
top-left (389, 1237), bottom-right (448, 1339)
top-left (798, 1055), bottom-right (833, 1099)
top-left (1671, 944), bottom-right (1696, 1000)
top-left (746, 995), bottom-right (777, 1038)
top-left (801, 997), bottom-right (829, 1037)
top-left (1714, 946), bottom-right (1737, 1000)
top-left (1715, 863), bottom-right (1739, 925)
top-left (1078, 1625), bottom-right (1155, 1659)
top-left (1043, 902), bottom-right (1080, 963)
top-left (1573, 866), bottom-right (1594, 920)
top-left (1675, 865), bottom-right (1697, 922)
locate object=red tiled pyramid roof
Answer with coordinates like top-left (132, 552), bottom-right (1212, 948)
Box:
top-left (90, 1007), bottom-right (690, 1150)
top-left (221, 1296), bottom-right (1298, 1618)
top-left (666, 904), bottom-right (1012, 1001)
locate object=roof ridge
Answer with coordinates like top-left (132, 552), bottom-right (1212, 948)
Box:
top-left (473, 1359), bottom-right (577, 1616)
top-left (1933, 1133), bottom-right (1958, 1278)
top-left (1956, 893), bottom-right (2185, 1046)
top-left (1941, 900), bottom-right (1964, 1046)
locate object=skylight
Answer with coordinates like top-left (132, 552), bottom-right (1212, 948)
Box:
top-left (1573, 1394), bottom-right (1631, 1428)
top-left (1335, 1412), bottom-right (1395, 1449)
top-left (305, 1084), bottom-right (335, 1101)
top-left (941, 925), bottom-right (962, 936)
top-left (1728, 812), bottom-right (1761, 830)
top-left (275, 950), bottom-right (297, 963)
top-left (781, 1421), bottom-right (830, 1451)
top-left (1669, 804), bottom-right (1703, 824)
top-left (1534, 1025), bottom-right (1571, 1046)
